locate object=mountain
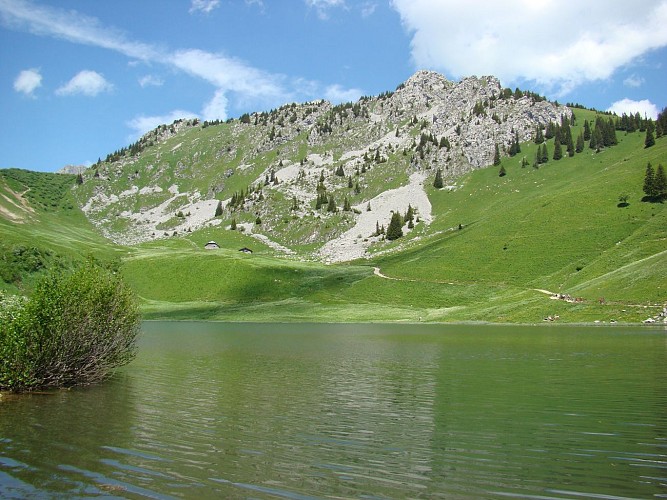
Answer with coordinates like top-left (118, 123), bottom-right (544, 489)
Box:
top-left (2, 70), bottom-right (665, 324)
top-left (72, 70), bottom-right (569, 262)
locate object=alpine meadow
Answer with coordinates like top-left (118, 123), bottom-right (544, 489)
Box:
top-left (1, 71), bottom-right (666, 325)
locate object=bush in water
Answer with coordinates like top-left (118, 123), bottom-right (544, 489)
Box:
top-left (0, 262), bottom-right (140, 391)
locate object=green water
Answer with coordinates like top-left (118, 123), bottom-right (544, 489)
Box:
top-left (1, 322), bottom-right (666, 499)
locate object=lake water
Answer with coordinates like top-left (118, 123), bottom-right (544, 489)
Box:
top-left (1, 322), bottom-right (666, 499)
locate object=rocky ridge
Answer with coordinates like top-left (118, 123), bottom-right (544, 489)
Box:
top-left (73, 70), bottom-right (572, 262)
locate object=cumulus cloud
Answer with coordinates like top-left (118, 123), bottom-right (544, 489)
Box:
top-left (607, 98), bottom-right (659, 120)
top-left (325, 84), bottom-right (363, 103)
top-left (391, 0), bottom-right (667, 95)
top-left (13, 68), bottom-right (42, 96)
top-left (138, 74), bottom-right (164, 88)
top-left (1, 0), bottom-right (363, 123)
top-left (305, 0), bottom-right (346, 19)
top-left (189, 0), bottom-right (220, 14)
top-left (127, 109), bottom-right (199, 139)
top-left (56, 70), bottom-right (113, 96)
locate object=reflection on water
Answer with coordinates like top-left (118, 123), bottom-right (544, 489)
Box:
top-left (1, 322), bottom-right (666, 499)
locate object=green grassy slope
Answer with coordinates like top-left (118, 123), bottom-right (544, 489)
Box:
top-left (370, 110), bottom-right (666, 321)
top-left (0, 169), bottom-right (125, 292)
top-left (1, 110), bottom-right (665, 324)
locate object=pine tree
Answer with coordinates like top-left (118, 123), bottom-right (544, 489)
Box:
top-left (230, 218), bottom-right (237, 230)
top-left (553, 137), bottom-right (563, 160)
top-left (343, 197), bottom-right (351, 211)
top-left (76, 173), bottom-right (83, 185)
top-left (645, 120), bottom-right (656, 148)
top-left (643, 162), bottom-right (656, 198)
top-left (566, 128), bottom-right (575, 157)
top-left (327, 195), bottom-right (337, 213)
top-left (493, 143), bottom-right (501, 166)
top-left (583, 120), bottom-right (591, 141)
top-left (534, 125), bottom-right (544, 144)
top-left (540, 143), bottom-right (549, 164)
top-left (386, 212), bottom-right (403, 240)
top-left (499, 165), bottom-right (506, 177)
top-left (575, 132), bottom-right (584, 153)
top-left (655, 164), bottom-right (667, 197)
top-left (433, 168), bottom-right (444, 189)
top-left (214, 200), bottom-right (223, 217)
top-left (404, 204), bottom-right (414, 224)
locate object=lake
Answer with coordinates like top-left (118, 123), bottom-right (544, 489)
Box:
top-left (1, 322), bottom-right (666, 499)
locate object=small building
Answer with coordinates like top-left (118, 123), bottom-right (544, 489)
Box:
top-left (204, 241), bottom-right (220, 250)
top-left (239, 247), bottom-right (253, 254)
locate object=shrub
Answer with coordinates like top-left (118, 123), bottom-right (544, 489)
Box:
top-left (0, 262), bottom-right (140, 391)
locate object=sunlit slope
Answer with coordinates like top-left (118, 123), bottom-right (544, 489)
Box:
top-left (375, 111), bottom-right (666, 306)
top-left (0, 169), bottom-right (123, 261)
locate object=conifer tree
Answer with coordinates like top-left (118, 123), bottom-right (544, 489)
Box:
top-left (645, 120), bottom-right (656, 148)
top-left (343, 197), bottom-right (351, 211)
top-left (499, 165), bottom-right (506, 177)
top-left (493, 143), bottom-right (501, 166)
top-left (655, 164), bottom-right (667, 198)
top-left (215, 200), bottom-right (223, 217)
top-left (553, 137), bottom-right (563, 160)
top-left (583, 120), bottom-right (591, 141)
top-left (327, 195), bottom-right (337, 213)
top-left (230, 218), bottom-right (237, 230)
top-left (643, 162), bottom-right (656, 198)
top-left (566, 128), bottom-right (575, 157)
top-left (433, 168), bottom-right (444, 189)
top-left (404, 204), bottom-right (414, 224)
top-left (534, 125), bottom-right (544, 144)
top-left (575, 132), bottom-right (585, 153)
top-left (540, 143), bottom-right (549, 164)
top-left (386, 212), bottom-right (403, 240)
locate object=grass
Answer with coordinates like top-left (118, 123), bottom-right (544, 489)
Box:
top-left (1, 109), bottom-right (665, 324)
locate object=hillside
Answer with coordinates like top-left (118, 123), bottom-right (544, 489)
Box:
top-left (1, 70), bottom-right (665, 324)
top-left (71, 71), bottom-right (570, 260)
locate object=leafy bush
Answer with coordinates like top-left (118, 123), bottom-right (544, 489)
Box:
top-left (0, 262), bottom-right (140, 391)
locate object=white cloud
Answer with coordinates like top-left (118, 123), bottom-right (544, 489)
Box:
top-left (189, 0), bottom-right (220, 14)
top-left (305, 0), bottom-right (346, 19)
top-left (0, 0), bottom-right (159, 61)
top-left (623, 74), bottom-right (645, 88)
top-left (607, 98), bottom-right (659, 120)
top-left (127, 110), bottom-right (199, 139)
top-left (13, 67), bottom-right (42, 96)
top-left (390, 0), bottom-right (667, 95)
top-left (56, 70), bottom-right (113, 96)
top-left (169, 49), bottom-right (287, 100)
top-left (138, 74), bottom-right (164, 88)
top-left (324, 84), bottom-right (363, 103)
top-left (202, 89), bottom-right (228, 121)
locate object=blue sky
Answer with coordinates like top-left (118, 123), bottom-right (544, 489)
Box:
top-left (2, 0), bottom-right (666, 172)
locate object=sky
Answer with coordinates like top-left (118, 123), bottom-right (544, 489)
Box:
top-left (1, 0), bottom-right (666, 172)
